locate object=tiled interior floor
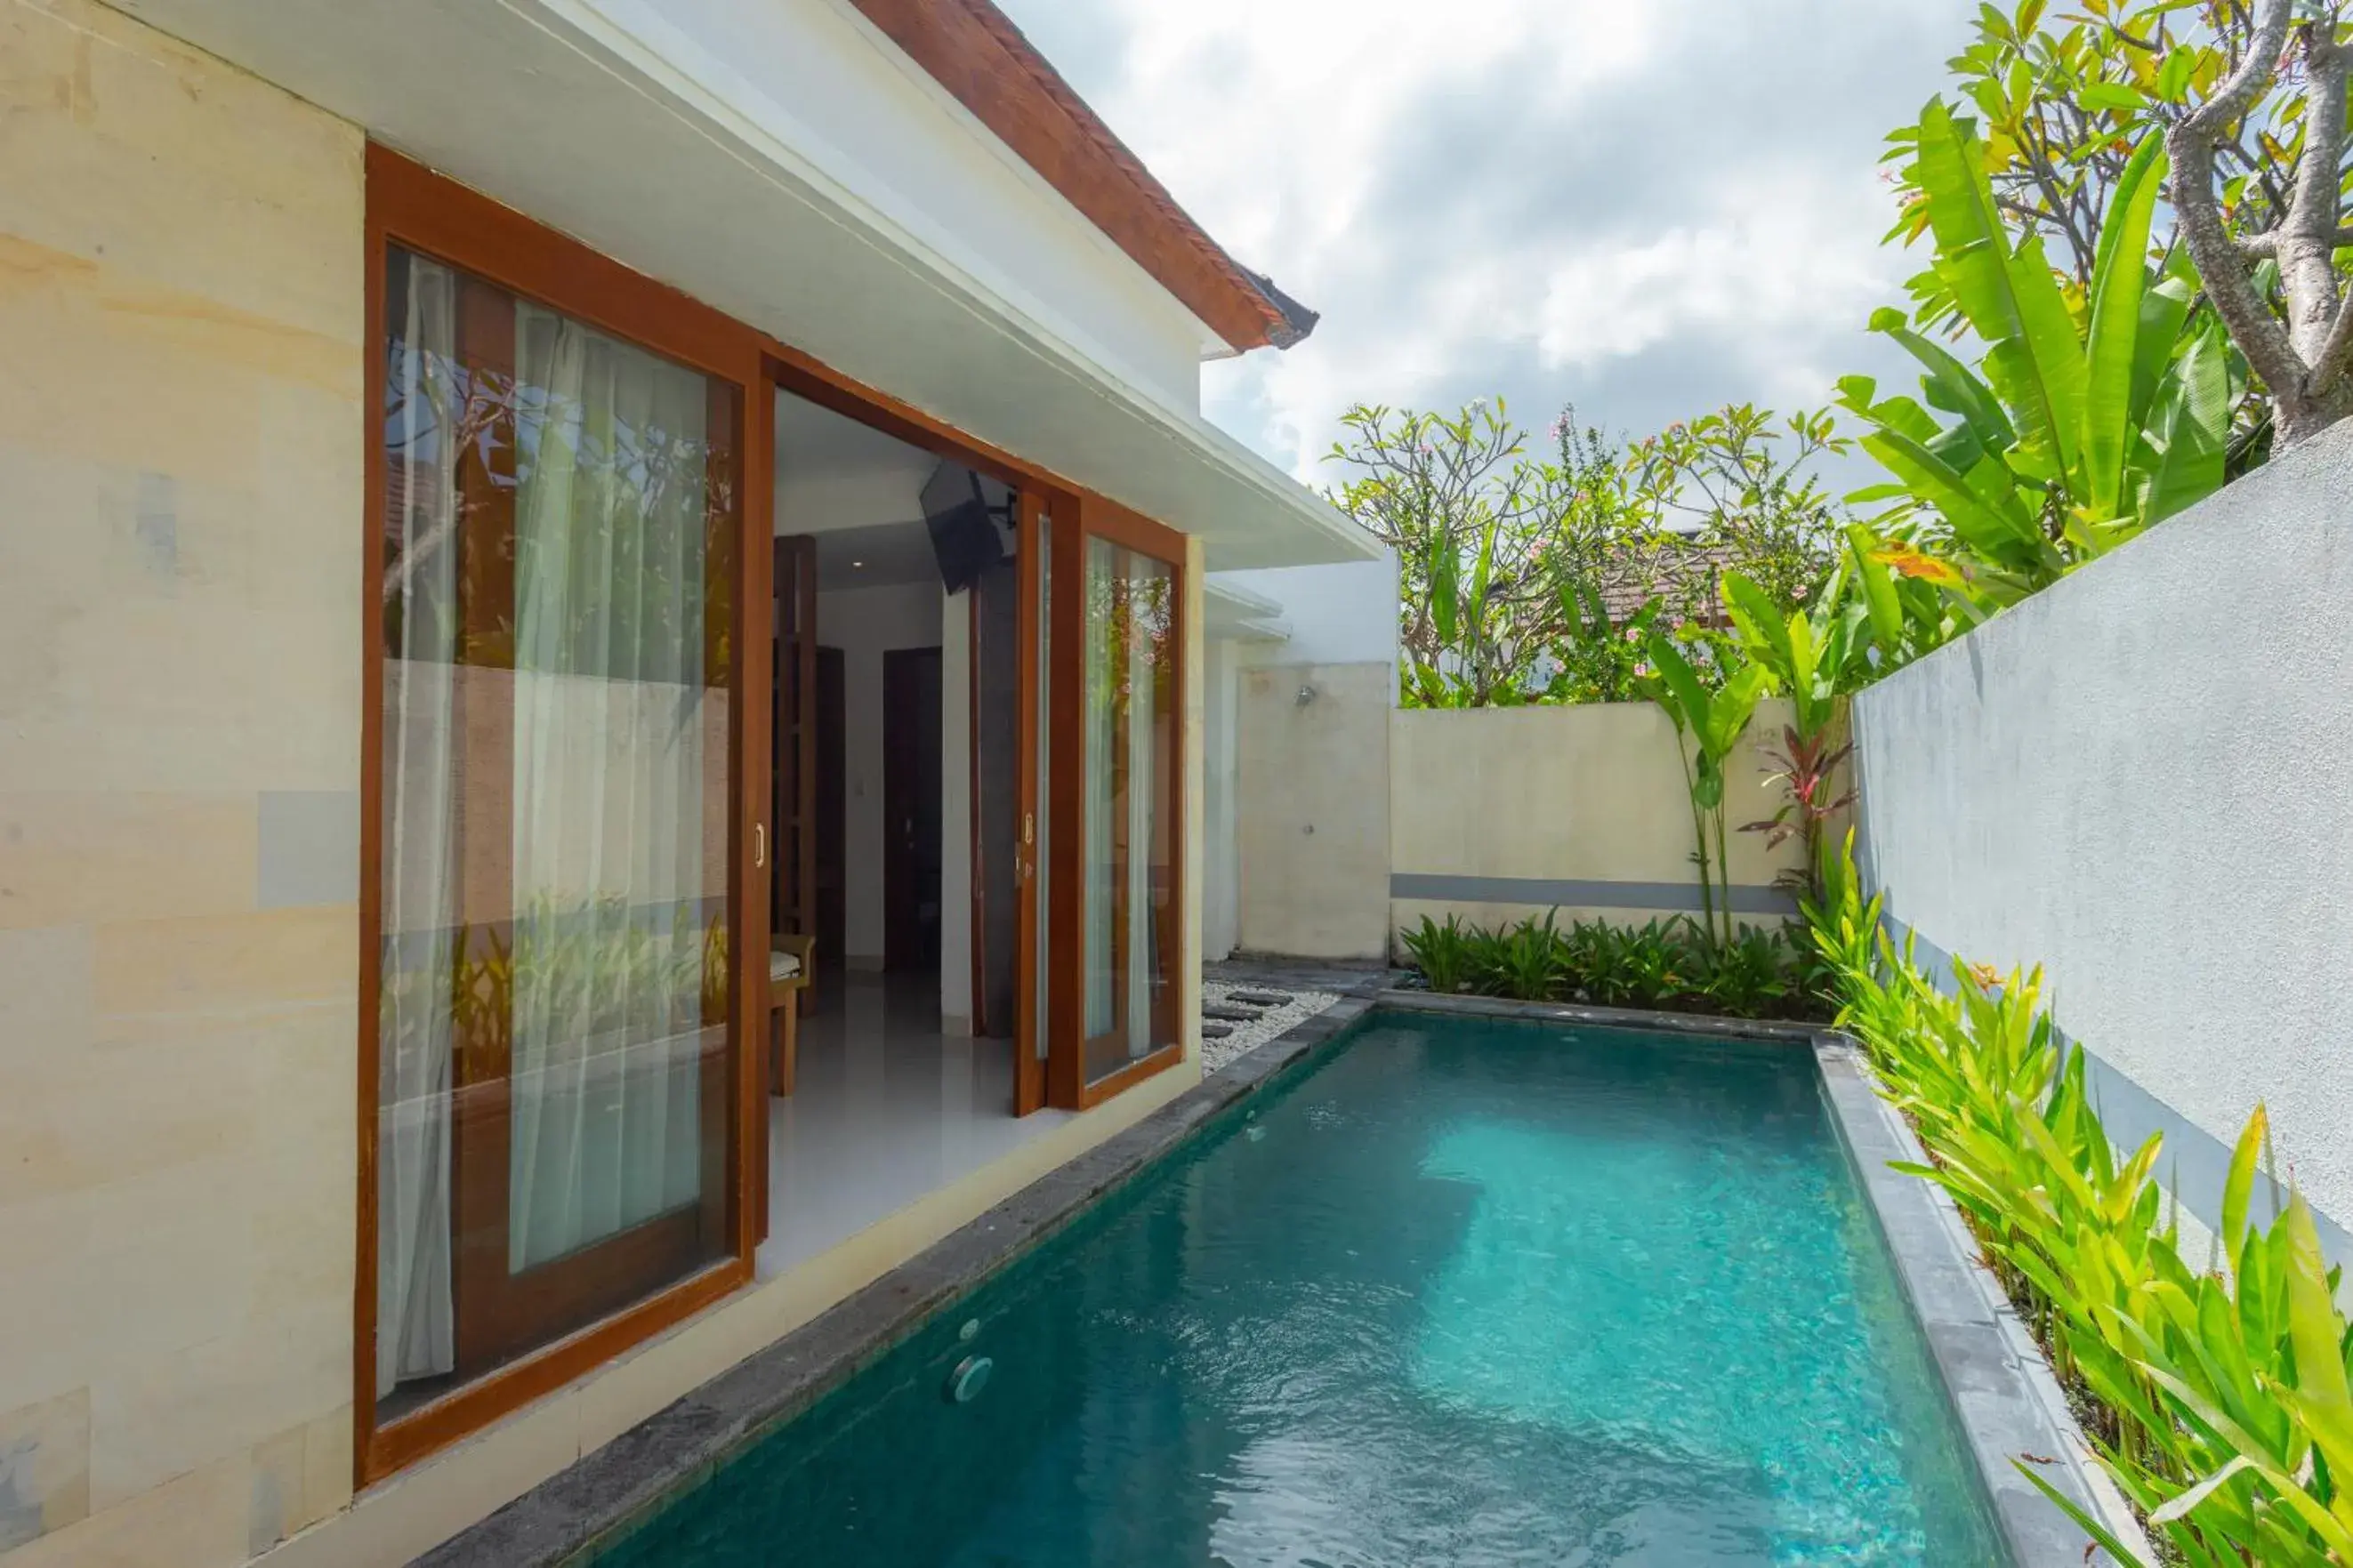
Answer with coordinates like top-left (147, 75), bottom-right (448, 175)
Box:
top-left (756, 970), bottom-right (1070, 1276)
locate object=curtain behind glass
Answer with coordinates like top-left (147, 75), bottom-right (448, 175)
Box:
top-left (506, 304), bottom-right (713, 1272)
top-left (1081, 539), bottom-right (1176, 1082)
top-left (1083, 539), bottom-right (1116, 1040)
top-left (378, 254), bottom-right (460, 1396)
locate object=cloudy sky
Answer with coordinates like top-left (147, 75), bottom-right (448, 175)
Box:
top-left (995, 0), bottom-right (1981, 486)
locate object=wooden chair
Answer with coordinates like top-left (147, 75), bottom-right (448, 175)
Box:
top-left (769, 933), bottom-right (815, 1097)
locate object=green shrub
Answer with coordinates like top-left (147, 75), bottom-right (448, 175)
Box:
top-left (1805, 846), bottom-right (2353, 1564)
top-left (1396, 910), bottom-right (1825, 1022)
top-left (1398, 914), bottom-right (1475, 995)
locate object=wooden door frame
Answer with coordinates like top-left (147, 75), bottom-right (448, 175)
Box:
top-left (1011, 491), bottom-right (1049, 1115)
top-left (357, 147), bottom-right (769, 1485)
top-left (359, 141), bottom-right (1198, 1488)
top-left (1046, 495), bottom-right (1189, 1112)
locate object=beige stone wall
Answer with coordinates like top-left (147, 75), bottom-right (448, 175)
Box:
top-left (1389, 699), bottom-right (1807, 945)
top-left (0, 3), bottom-right (367, 1563)
top-left (1236, 662), bottom-right (1393, 960)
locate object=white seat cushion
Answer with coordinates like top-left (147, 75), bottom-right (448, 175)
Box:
top-left (769, 949), bottom-right (802, 983)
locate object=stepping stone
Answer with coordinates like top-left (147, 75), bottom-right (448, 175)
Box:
top-left (1203, 1003), bottom-right (1262, 1023)
top-left (1201, 1022), bottom-right (1234, 1040)
top-left (1228, 990), bottom-right (1292, 1008)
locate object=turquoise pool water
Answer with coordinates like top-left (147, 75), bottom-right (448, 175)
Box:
top-left (596, 1013), bottom-right (2003, 1566)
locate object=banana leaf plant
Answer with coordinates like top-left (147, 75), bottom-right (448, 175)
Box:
top-left (1639, 632), bottom-right (1768, 948)
top-left (1840, 104), bottom-right (2234, 615)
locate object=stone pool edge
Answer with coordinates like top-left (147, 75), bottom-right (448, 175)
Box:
top-left (1374, 987), bottom-right (2150, 1568)
top-left (414, 988), bottom-right (1383, 1568)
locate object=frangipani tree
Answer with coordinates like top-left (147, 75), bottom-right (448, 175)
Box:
top-left (2169, 0), bottom-right (2353, 446)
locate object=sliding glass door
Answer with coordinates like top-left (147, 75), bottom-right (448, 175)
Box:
top-left (1047, 499), bottom-right (1188, 1108)
top-left (1079, 536), bottom-right (1179, 1084)
top-left (372, 242), bottom-right (743, 1436)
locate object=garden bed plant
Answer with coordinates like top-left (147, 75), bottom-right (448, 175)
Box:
top-left (1395, 909), bottom-right (1833, 1023)
top-left (1807, 841), bottom-right (2353, 1565)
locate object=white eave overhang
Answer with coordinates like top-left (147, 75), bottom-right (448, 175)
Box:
top-left (114, 0), bottom-right (1374, 573)
top-left (1202, 579), bottom-right (1291, 642)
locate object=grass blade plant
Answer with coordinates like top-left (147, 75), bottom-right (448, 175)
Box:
top-left (1804, 838), bottom-right (2353, 1564)
top-left (1395, 910), bottom-right (1826, 1023)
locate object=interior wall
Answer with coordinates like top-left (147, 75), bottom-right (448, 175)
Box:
top-left (813, 582), bottom-right (943, 969)
top-left (939, 590), bottom-right (972, 1032)
top-left (0, 2), bottom-right (367, 1561)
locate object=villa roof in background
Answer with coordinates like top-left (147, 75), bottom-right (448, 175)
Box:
top-left (845, 0), bottom-right (1313, 354)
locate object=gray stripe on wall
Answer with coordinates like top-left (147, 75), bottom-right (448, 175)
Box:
top-left (1891, 916), bottom-right (2352, 1271)
top-left (1390, 873), bottom-right (1797, 916)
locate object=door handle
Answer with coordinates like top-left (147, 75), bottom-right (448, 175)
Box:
top-left (754, 822), bottom-right (766, 869)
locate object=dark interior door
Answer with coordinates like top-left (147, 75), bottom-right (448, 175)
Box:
top-left (883, 647), bottom-right (943, 974)
top-left (816, 646), bottom-right (846, 977)
top-left (773, 536), bottom-right (818, 945)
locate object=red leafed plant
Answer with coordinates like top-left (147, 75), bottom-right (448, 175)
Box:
top-left (1743, 723), bottom-right (1856, 897)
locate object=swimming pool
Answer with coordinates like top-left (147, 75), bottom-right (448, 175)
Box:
top-left (592, 1010), bottom-right (2003, 1566)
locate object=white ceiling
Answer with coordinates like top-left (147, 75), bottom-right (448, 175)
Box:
top-left (812, 519), bottom-right (939, 590)
top-left (774, 390), bottom-right (939, 537)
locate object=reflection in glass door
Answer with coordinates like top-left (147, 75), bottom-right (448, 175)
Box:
top-left (374, 245), bottom-right (739, 1424)
top-left (1078, 535), bottom-right (1178, 1086)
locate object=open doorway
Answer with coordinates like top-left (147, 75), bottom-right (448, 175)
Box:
top-left (762, 384), bottom-right (1060, 1273)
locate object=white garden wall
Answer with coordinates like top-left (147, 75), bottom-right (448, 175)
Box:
top-left (1853, 421), bottom-right (2353, 1255)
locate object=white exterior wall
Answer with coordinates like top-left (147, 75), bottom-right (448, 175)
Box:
top-left (0, 4), bottom-right (367, 1560)
top-left (1200, 639), bottom-right (1242, 961)
top-left (1213, 556), bottom-right (1398, 959)
top-left (1217, 559), bottom-right (1400, 672)
top-left (1854, 422), bottom-right (2353, 1253)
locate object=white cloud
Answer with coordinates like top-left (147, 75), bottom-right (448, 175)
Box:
top-left (999, 0), bottom-right (1976, 483)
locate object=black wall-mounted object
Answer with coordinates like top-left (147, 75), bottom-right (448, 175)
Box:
top-left (922, 461), bottom-right (1005, 595)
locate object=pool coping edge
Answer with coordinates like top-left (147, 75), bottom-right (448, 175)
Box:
top-left (1812, 1031), bottom-right (2152, 1567)
top-left (411, 989), bottom-right (1383, 1568)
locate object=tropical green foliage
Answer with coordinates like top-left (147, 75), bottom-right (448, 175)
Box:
top-left (1886, 1), bottom-right (2310, 317)
top-left (1398, 911), bottom-right (1829, 1022)
top-left (1842, 104), bottom-right (2234, 617)
top-left (1807, 846), bottom-right (2353, 1564)
top-left (1889, 0), bottom-right (2349, 460)
top-left (1326, 400), bottom-right (1845, 708)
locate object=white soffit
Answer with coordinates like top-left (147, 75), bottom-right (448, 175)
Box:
top-left (114, 0), bottom-right (1374, 571)
top-left (1203, 579), bottom-right (1291, 642)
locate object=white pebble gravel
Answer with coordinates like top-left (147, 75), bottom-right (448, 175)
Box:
top-left (1199, 982), bottom-right (1339, 1073)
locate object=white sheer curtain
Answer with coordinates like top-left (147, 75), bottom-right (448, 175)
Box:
top-left (1083, 541), bottom-right (1117, 1041)
top-left (1123, 576), bottom-right (1157, 1062)
top-left (378, 255), bottom-right (459, 1397)
top-left (1080, 543), bottom-right (1171, 1065)
top-left (505, 304), bottom-right (712, 1273)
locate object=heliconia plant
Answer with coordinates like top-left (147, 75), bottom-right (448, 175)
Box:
top-left (1806, 840), bottom-right (2353, 1564)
